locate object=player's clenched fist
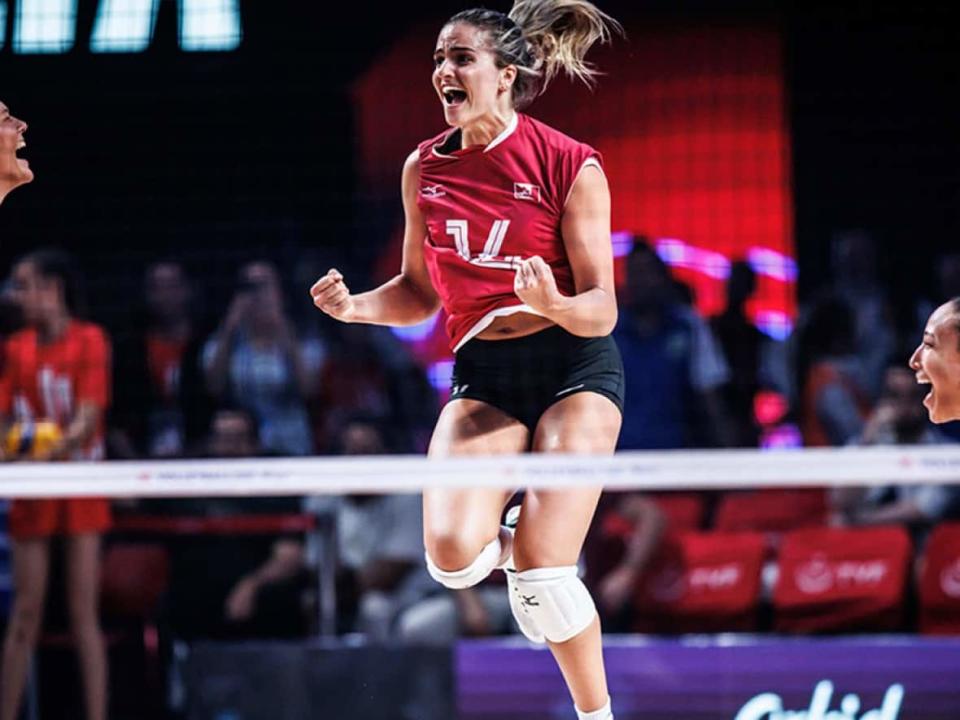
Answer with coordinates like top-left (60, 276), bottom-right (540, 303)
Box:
top-left (514, 256), bottom-right (561, 315)
top-left (309, 269), bottom-right (357, 322)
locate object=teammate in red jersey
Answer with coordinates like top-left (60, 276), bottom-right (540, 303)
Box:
top-left (910, 297), bottom-right (960, 423)
top-left (0, 101), bottom-right (33, 205)
top-left (311, 2), bottom-right (622, 717)
top-left (0, 250), bottom-right (110, 720)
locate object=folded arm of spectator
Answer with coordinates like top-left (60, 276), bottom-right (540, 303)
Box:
top-left (841, 485), bottom-right (956, 527)
top-left (225, 539), bottom-right (305, 622)
top-left (597, 495), bottom-right (667, 614)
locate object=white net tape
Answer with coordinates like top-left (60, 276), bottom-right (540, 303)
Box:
top-left (1, 446), bottom-right (959, 497)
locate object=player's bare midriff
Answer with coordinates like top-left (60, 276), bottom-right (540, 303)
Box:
top-left (475, 311), bottom-right (557, 341)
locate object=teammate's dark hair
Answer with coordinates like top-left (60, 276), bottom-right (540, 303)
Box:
top-left (17, 248), bottom-right (87, 318)
top-left (447, 0), bottom-right (622, 110)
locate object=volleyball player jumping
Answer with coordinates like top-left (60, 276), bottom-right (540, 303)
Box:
top-left (312, 2), bottom-right (624, 717)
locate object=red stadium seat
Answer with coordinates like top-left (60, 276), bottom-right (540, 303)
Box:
top-left (599, 493), bottom-right (705, 538)
top-left (715, 488), bottom-right (828, 533)
top-left (100, 543), bottom-right (170, 620)
top-left (774, 526), bottom-right (911, 633)
top-left (648, 493), bottom-right (706, 531)
top-left (919, 523), bottom-right (960, 635)
top-left (633, 531), bottom-right (766, 633)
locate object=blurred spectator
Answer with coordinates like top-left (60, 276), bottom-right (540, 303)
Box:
top-left (798, 295), bottom-right (872, 446)
top-left (711, 261), bottom-right (767, 446)
top-left (315, 324), bottom-right (412, 453)
top-left (831, 365), bottom-right (959, 535)
top-left (0, 249), bottom-right (110, 720)
top-left (396, 579), bottom-right (516, 643)
top-left (0, 279), bottom-right (19, 337)
top-left (202, 260), bottom-right (324, 456)
top-left (207, 406), bottom-right (261, 458)
top-left (307, 419), bottom-right (434, 640)
top-left (828, 229), bottom-right (895, 400)
top-left (163, 408), bottom-right (307, 641)
top-left (110, 260), bottom-right (197, 458)
top-left (587, 495), bottom-right (668, 632)
top-left (614, 241), bottom-right (733, 449)
top-left (221, 418), bottom-right (435, 641)
top-left (915, 252), bottom-right (960, 335)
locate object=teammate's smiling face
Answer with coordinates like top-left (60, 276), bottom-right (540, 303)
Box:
top-left (433, 23), bottom-right (515, 128)
top-left (910, 301), bottom-right (960, 423)
top-left (0, 101), bottom-right (33, 184)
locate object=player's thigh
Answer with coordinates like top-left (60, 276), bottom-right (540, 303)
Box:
top-left (424, 399), bottom-right (527, 557)
top-left (532, 391), bottom-right (621, 456)
top-left (513, 392), bottom-right (621, 570)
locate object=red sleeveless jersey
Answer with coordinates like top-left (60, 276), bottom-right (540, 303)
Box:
top-left (0, 320), bottom-right (111, 460)
top-left (416, 113), bottom-right (602, 351)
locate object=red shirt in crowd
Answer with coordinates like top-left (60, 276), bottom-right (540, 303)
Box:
top-left (0, 320), bottom-right (111, 459)
top-left (0, 320), bottom-right (112, 538)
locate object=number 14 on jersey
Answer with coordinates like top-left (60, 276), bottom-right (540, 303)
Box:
top-left (445, 219), bottom-right (519, 269)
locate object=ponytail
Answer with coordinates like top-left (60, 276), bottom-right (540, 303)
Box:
top-left (447, 0), bottom-right (622, 109)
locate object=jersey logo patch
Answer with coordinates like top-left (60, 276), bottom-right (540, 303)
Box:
top-left (514, 183), bottom-right (541, 203)
top-left (421, 185), bottom-right (446, 198)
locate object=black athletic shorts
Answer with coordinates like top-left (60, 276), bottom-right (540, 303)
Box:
top-left (449, 325), bottom-right (625, 431)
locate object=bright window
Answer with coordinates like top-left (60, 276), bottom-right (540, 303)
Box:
top-left (13, 0), bottom-right (77, 54)
top-left (90, 0), bottom-right (159, 53)
top-left (179, 0), bottom-right (241, 52)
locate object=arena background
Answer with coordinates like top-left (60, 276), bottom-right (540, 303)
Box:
top-left (2, 1), bottom-right (960, 719)
top-left (1, 1), bottom-right (957, 322)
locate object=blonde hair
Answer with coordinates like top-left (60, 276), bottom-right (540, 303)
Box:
top-left (446, 1), bottom-right (622, 109)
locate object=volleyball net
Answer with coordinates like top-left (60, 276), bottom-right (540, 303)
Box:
top-left (3, 446), bottom-right (960, 719)
top-left (1, 445), bottom-right (960, 497)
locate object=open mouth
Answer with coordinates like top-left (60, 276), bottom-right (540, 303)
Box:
top-left (442, 88), bottom-right (468, 107)
top-left (15, 136), bottom-right (29, 167)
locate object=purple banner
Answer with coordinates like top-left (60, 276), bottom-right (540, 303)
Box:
top-left (457, 636), bottom-right (960, 720)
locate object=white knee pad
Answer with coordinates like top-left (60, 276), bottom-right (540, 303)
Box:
top-left (425, 536), bottom-right (501, 590)
top-left (511, 566), bottom-right (597, 643)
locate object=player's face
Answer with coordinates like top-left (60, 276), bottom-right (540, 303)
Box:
top-left (9, 261), bottom-right (58, 325)
top-left (909, 302), bottom-right (960, 423)
top-left (0, 102), bottom-right (33, 185)
top-left (433, 23), bottom-right (511, 127)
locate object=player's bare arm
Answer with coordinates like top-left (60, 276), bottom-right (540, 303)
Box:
top-left (310, 150), bottom-right (440, 326)
top-left (514, 165), bottom-right (617, 337)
